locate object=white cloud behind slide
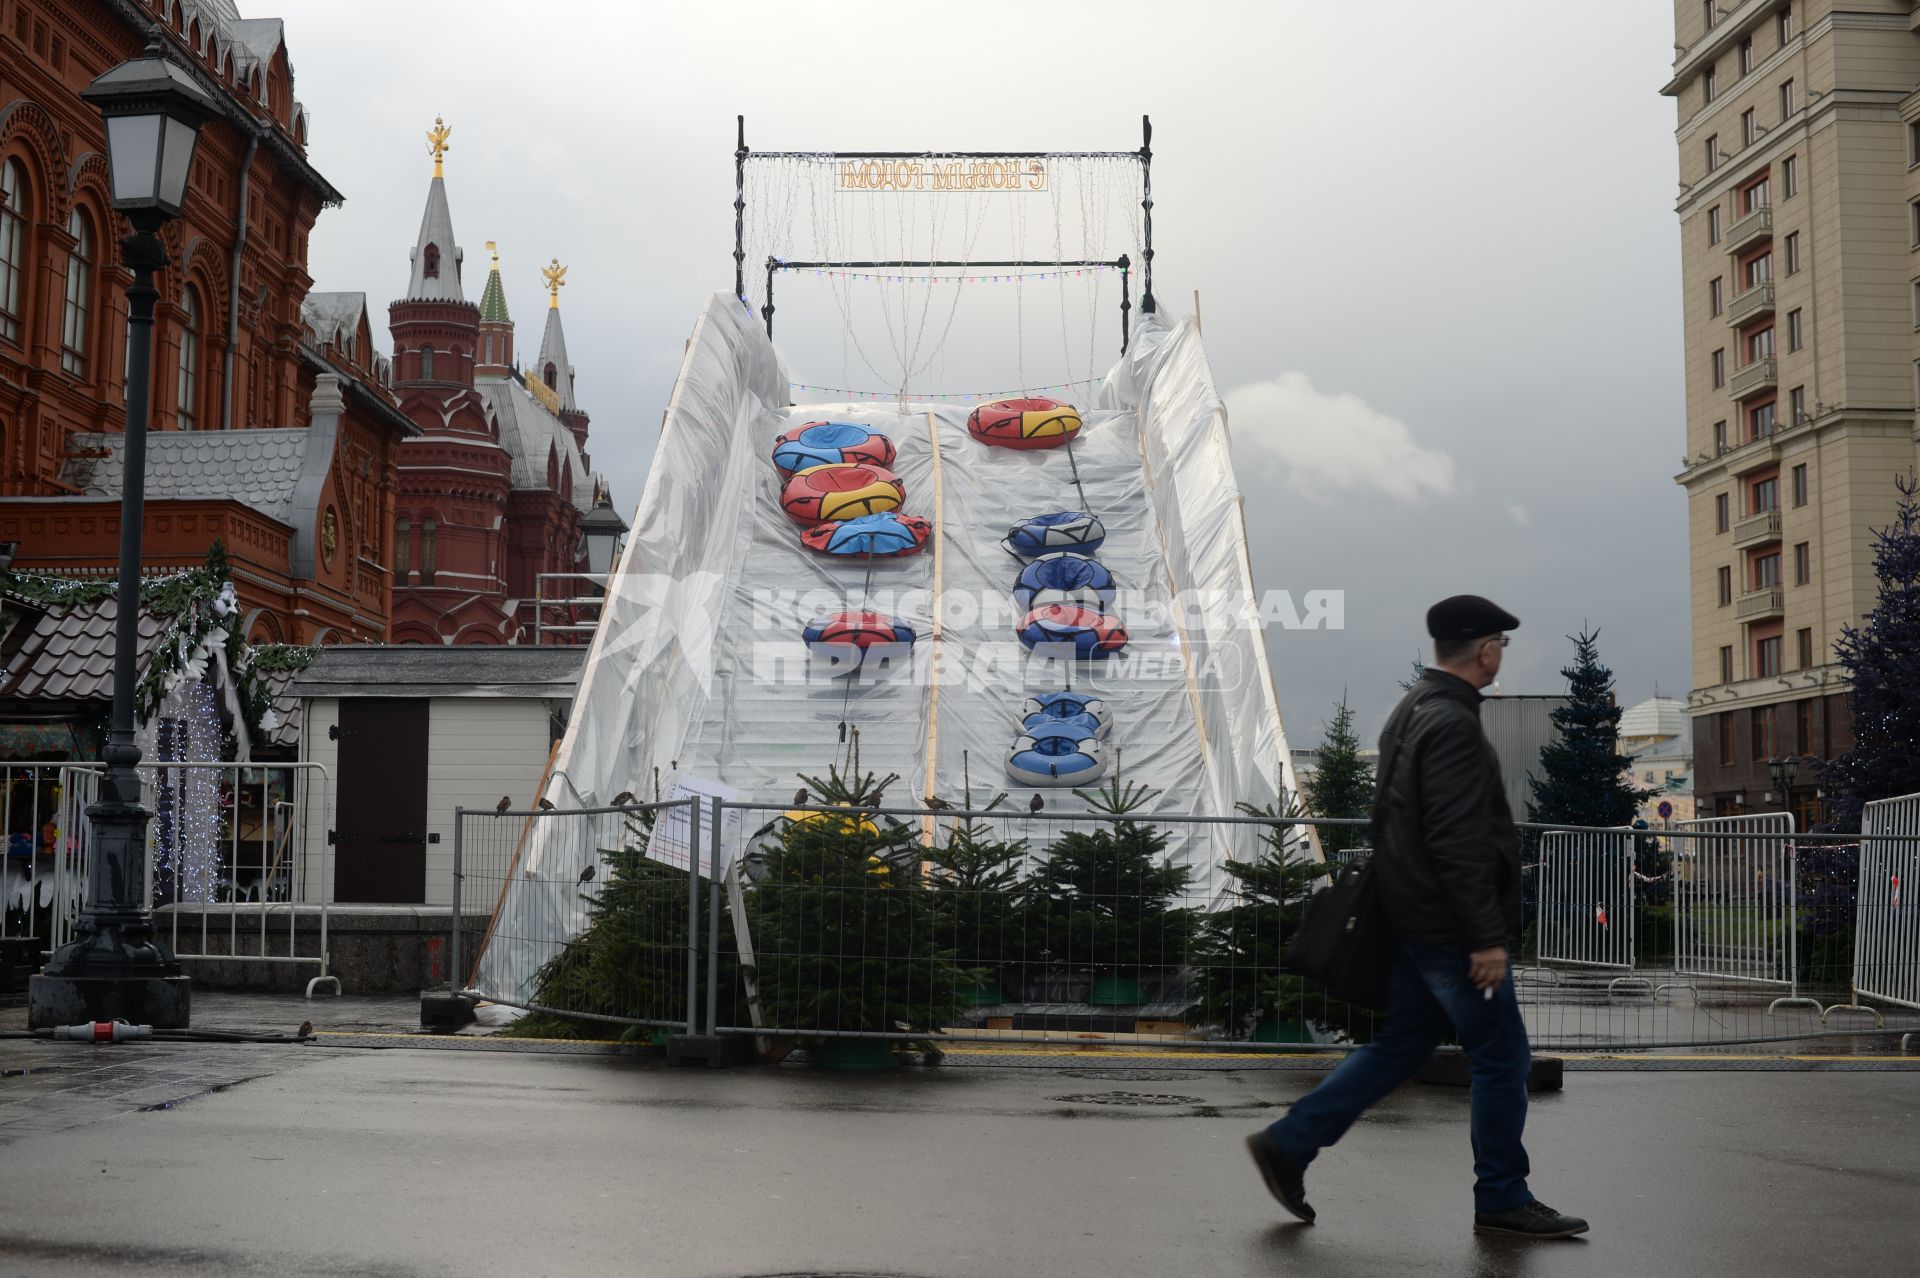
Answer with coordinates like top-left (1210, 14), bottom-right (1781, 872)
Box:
top-left (1224, 373), bottom-right (1457, 503)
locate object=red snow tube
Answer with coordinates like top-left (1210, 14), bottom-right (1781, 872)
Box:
top-left (967, 398), bottom-right (1083, 451)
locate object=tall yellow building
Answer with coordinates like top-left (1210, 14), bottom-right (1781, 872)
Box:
top-left (1667, 0), bottom-right (1920, 824)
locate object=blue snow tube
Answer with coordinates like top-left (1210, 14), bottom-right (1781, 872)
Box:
top-left (1006, 731), bottom-right (1109, 787)
top-left (1003, 511), bottom-right (1106, 560)
top-left (1012, 552), bottom-right (1117, 612)
top-left (1022, 690), bottom-right (1112, 732)
top-left (1020, 709), bottom-right (1106, 741)
top-left (798, 511), bottom-right (932, 558)
top-left (771, 421), bottom-right (896, 477)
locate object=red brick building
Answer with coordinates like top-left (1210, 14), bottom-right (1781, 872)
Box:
top-left (387, 137), bottom-right (603, 645)
top-left (0, 0), bottom-right (415, 644)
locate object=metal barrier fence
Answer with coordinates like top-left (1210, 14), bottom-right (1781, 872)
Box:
top-left (1534, 828), bottom-right (1637, 979)
top-left (450, 799), bottom-right (1920, 1054)
top-left (454, 799), bottom-right (703, 1035)
top-left (53, 762), bottom-right (339, 996)
top-left (1669, 812), bottom-right (1815, 1012)
top-left (1834, 791), bottom-right (1920, 1038)
top-left (1, 763), bottom-right (72, 946)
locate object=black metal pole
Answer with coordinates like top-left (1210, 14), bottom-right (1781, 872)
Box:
top-left (29, 217), bottom-right (190, 1027)
top-left (734, 115), bottom-right (748, 305)
top-left (1118, 253), bottom-right (1131, 354)
top-left (763, 257), bottom-right (776, 338)
top-left (1139, 115), bottom-right (1155, 315)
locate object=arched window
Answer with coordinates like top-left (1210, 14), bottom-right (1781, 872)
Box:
top-left (423, 243), bottom-right (439, 278)
top-left (0, 160), bottom-right (28, 344)
top-left (394, 517), bottom-right (411, 582)
top-left (60, 209), bottom-right (94, 377)
top-left (543, 361), bottom-right (557, 390)
top-left (419, 518), bottom-right (437, 584)
top-left (483, 332), bottom-right (493, 364)
top-left (421, 345), bottom-right (435, 379)
top-left (175, 286), bottom-right (201, 429)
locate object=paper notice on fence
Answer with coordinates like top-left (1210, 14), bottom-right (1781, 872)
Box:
top-left (644, 774), bottom-right (746, 875)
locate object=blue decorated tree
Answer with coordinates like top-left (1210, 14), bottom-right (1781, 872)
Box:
top-left (1821, 473), bottom-right (1920, 828)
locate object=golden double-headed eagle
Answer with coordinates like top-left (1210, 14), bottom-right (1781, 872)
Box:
top-left (427, 117), bottom-right (452, 175)
top-left (542, 258), bottom-right (568, 306)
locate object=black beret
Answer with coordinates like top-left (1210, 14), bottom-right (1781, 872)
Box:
top-left (1426, 595), bottom-right (1520, 641)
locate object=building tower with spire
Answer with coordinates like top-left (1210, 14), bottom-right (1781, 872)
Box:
top-left (387, 118), bottom-right (515, 644)
top-left (386, 120), bottom-right (607, 643)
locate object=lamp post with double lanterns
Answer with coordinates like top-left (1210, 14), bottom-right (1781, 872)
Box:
top-left (28, 39), bottom-right (215, 1028)
top-left (1768, 755), bottom-right (1800, 815)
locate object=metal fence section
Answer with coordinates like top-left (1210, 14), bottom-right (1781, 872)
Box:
top-left (1, 763), bottom-right (77, 948)
top-left (454, 799), bottom-right (703, 1036)
top-left (1534, 828), bottom-right (1638, 984)
top-left (1668, 812), bottom-right (1816, 1012)
top-left (54, 762), bottom-right (340, 997)
top-left (1834, 791), bottom-right (1920, 1036)
top-left (447, 798), bottom-right (1920, 1054)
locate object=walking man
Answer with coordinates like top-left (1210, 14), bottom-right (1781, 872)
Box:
top-left (1247, 595), bottom-right (1588, 1239)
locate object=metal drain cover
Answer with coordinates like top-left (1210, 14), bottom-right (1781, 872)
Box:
top-left (1057, 1069), bottom-right (1202, 1083)
top-left (1051, 1090), bottom-right (1205, 1106)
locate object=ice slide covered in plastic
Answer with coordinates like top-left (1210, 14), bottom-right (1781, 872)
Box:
top-left (475, 293), bottom-right (1309, 1003)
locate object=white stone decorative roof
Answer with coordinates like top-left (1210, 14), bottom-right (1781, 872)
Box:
top-left (1619, 696), bottom-right (1688, 744)
top-left (535, 306), bottom-right (578, 412)
top-left (301, 291), bottom-right (367, 355)
top-left (61, 430), bottom-right (312, 525)
top-left (406, 176), bottom-right (465, 303)
top-left (478, 375), bottom-right (594, 510)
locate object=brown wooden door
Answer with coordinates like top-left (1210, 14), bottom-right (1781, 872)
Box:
top-left (332, 698), bottom-right (429, 903)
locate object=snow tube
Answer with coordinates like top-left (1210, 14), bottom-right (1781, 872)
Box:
top-left (772, 421), bottom-right (896, 478)
top-left (1015, 605), bottom-right (1127, 657)
top-left (799, 511), bottom-right (932, 558)
top-left (968, 397), bottom-right (1082, 450)
top-left (780, 463), bottom-right (906, 526)
top-left (1006, 731), bottom-right (1108, 786)
top-left (1021, 690), bottom-right (1112, 737)
top-left (802, 610), bottom-right (916, 674)
top-left (1018, 711), bottom-right (1103, 743)
top-left (1012, 552), bottom-right (1117, 612)
top-left (1003, 511), bottom-right (1106, 559)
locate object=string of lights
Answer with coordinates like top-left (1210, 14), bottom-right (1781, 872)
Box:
top-left (788, 377), bottom-right (1102, 403)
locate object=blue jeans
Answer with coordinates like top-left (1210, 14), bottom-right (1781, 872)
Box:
top-left (1265, 942), bottom-right (1533, 1213)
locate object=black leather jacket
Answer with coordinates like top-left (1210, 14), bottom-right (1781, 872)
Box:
top-left (1369, 669), bottom-right (1522, 951)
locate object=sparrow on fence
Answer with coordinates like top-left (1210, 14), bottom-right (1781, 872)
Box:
top-left (923, 795), bottom-right (952, 811)
top-left (579, 864), bottom-right (596, 884)
top-left (494, 796), bottom-right (513, 816)
top-left (296, 1020), bottom-right (313, 1039)
top-left (537, 798), bottom-right (556, 811)
top-left (1029, 794), bottom-right (1045, 814)
top-left (611, 791), bottom-right (635, 807)
top-left (793, 788), bottom-right (809, 808)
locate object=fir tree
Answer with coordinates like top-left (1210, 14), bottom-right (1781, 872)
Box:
top-left (1028, 774), bottom-right (1196, 982)
top-left (1526, 627), bottom-right (1653, 829)
top-left (1399, 652), bottom-right (1428, 692)
top-left (924, 772), bottom-right (1030, 999)
top-left (747, 761), bottom-right (969, 1036)
top-left (1304, 695), bottom-right (1375, 860)
top-left (1822, 472), bottom-right (1920, 828)
top-left (1187, 802), bottom-right (1374, 1043)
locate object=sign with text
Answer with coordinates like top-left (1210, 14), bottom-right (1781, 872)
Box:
top-left (644, 775), bottom-right (746, 874)
top-left (837, 158), bottom-right (1048, 192)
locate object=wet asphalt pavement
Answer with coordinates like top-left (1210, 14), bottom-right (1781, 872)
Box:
top-left (1, 1005), bottom-right (1917, 1278)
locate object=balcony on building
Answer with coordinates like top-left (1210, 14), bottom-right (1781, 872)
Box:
top-left (1726, 282), bottom-right (1775, 328)
top-left (1736, 585), bottom-right (1784, 620)
top-left (1730, 356), bottom-right (1777, 400)
top-left (1723, 206), bottom-right (1772, 256)
top-left (1732, 506), bottom-right (1782, 548)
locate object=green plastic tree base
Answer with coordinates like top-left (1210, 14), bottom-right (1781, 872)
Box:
top-left (1252, 1019), bottom-right (1311, 1045)
top-left (814, 1037), bottom-right (900, 1071)
top-left (1087, 975), bottom-right (1144, 1006)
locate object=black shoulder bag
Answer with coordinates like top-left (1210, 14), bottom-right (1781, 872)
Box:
top-left (1282, 720), bottom-right (1408, 1010)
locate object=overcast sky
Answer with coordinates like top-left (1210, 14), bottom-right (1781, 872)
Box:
top-left (282, 0), bottom-right (1686, 747)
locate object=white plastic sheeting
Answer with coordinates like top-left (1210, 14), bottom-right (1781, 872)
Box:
top-left (473, 293), bottom-right (1308, 1004)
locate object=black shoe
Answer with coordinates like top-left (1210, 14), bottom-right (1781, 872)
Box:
top-left (1245, 1132), bottom-right (1315, 1223)
top-left (1474, 1200), bottom-right (1589, 1238)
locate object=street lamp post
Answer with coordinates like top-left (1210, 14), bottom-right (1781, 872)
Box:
top-left (577, 490), bottom-right (629, 582)
top-left (1768, 755), bottom-right (1799, 814)
top-left (28, 38), bottom-right (215, 1029)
